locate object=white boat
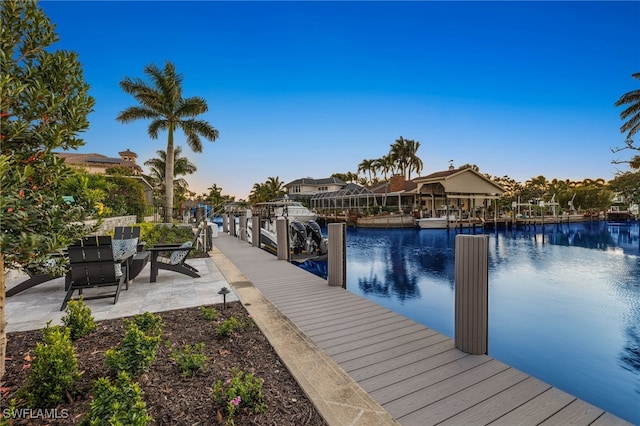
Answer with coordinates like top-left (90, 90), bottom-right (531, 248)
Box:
top-left (416, 215), bottom-right (457, 229)
top-left (270, 201), bottom-right (318, 222)
top-left (416, 205), bottom-right (459, 229)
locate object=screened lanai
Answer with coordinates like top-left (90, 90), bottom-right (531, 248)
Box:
top-left (310, 183), bottom-right (385, 213)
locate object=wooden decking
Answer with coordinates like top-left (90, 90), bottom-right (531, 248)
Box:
top-left (212, 233), bottom-right (632, 426)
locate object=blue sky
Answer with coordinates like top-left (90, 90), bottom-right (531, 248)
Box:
top-left (40, 1), bottom-right (640, 200)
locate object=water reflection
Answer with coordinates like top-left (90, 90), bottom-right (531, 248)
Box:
top-left (341, 222), bottom-right (640, 424)
top-left (350, 229), bottom-right (421, 301)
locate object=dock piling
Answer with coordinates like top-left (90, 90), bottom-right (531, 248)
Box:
top-left (239, 215), bottom-right (247, 241)
top-left (276, 218), bottom-right (289, 261)
top-left (328, 223), bottom-right (346, 288)
top-left (251, 213), bottom-right (260, 248)
top-left (454, 234), bottom-right (489, 355)
top-left (229, 215), bottom-right (236, 237)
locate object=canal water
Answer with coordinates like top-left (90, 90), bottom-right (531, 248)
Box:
top-left (339, 221), bottom-right (639, 424)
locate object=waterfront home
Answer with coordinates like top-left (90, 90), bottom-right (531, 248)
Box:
top-left (414, 166), bottom-right (505, 220)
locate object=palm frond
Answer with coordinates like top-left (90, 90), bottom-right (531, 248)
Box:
top-left (181, 119), bottom-right (219, 142)
top-left (116, 106), bottom-right (160, 124)
top-left (148, 119), bottom-right (168, 139)
top-left (176, 97), bottom-right (209, 118)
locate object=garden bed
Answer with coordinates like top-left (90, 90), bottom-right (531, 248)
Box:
top-left (2, 302), bottom-right (327, 425)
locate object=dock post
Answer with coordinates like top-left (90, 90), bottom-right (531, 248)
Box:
top-left (328, 223), bottom-right (346, 288)
top-left (454, 234), bottom-right (488, 355)
top-left (276, 218), bottom-right (289, 261)
top-left (229, 216), bottom-right (236, 237)
top-left (222, 214), bottom-right (229, 233)
top-left (251, 214), bottom-right (260, 248)
top-left (239, 215), bottom-right (247, 242)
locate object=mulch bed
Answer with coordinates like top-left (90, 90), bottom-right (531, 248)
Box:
top-left (2, 302), bottom-right (327, 425)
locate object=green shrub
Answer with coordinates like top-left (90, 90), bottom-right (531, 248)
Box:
top-left (17, 323), bottom-right (80, 408)
top-left (212, 367), bottom-right (266, 423)
top-left (82, 372), bottom-right (151, 426)
top-left (199, 305), bottom-right (220, 321)
top-left (105, 323), bottom-right (161, 376)
top-left (138, 224), bottom-right (195, 248)
top-left (61, 296), bottom-right (97, 340)
top-left (125, 312), bottom-right (164, 337)
top-left (169, 342), bottom-right (208, 377)
top-left (216, 317), bottom-right (244, 338)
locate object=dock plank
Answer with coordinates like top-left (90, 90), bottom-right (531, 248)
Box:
top-left (348, 339), bottom-right (456, 382)
top-left (323, 323), bottom-right (431, 356)
top-left (438, 376), bottom-right (551, 425)
top-left (367, 351), bottom-right (488, 401)
top-left (396, 367), bottom-right (528, 425)
top-left (338, 333), bottom-right (452, 372)
top-left (488, 387), bottom-right (576, 426)
top-left (330, 328), bottom-right (441, 363)
top-left (386, 359), bottom-right (512, 419)
top-left (539, 399), bottom-right (608, 425)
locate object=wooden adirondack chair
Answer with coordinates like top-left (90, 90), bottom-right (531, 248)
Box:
top-left (60, 236), bottom-right (129, 311)
top-left (148, 225), bottom-right (203, 282)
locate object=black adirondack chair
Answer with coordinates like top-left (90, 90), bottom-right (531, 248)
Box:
top-left (113, 226), bottom-right (150, 281)
top-left (60, 236), bottom-right (129, 311)
top-left (149, 226), bottom-right (203, 282)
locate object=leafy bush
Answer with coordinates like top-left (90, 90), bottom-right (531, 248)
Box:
top-left (169, 342), bottom-right (208, 377)
top-left (17, 323), bottom-right (80, 408)
top-left (216, 317), bottom-right (245, 338)
top-left (82, 372), bottom-right (151, 426)
top-left (105, 322), bottom-right (161, 376)
top-left (199, 305), bottom-right (220, 321)
top-left (136, 224), bottom-right (195, 249)
top-left (212, 367), bottom-right (266, 423)
top-left (61, 296), bottom-right (97, 340)
top-left (125, 312), bottom-right (164, 337)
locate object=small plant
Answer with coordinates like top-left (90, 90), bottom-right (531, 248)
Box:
top-left (105, 322), bottom-right (161, 376)
top-left (212, 367), bottom-right (267, 423)
top-left (82, 371), bottom-right (151, 426)
top-left (61, 296), bottom-right (97, 340)
top-left (17, 323), bottom-right (80, 408)
top-left (216, 316), bottom-right (244, 338)
top-left (125, 312), bottom-right (164, 337)
top-left (199, 305), bottom-right (220, 321)
top-left (169, 341), bottom-right (208, 377)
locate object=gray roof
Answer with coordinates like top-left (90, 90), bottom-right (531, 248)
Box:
top-left (285, 177), bottom-right (347, 186)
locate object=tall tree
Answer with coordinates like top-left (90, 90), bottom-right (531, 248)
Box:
top-left (117, 61), bottom-right (218, 222)
top-left (203, 183), bottom-right (234, 207)
top-left (248, 176), bottom-right (285, 203)
top-left (357, 159), bottom-right (376, 184)
top-left (389, 136), bottom-right (422, 180)
top-left (0, 0), bottom-right (95, 378)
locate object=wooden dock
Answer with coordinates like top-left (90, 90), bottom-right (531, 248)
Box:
top-left (212, 232), bottom-right (632, 425)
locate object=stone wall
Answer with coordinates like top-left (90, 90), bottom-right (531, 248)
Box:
top-left (84, 215), bottom-right (137, 235)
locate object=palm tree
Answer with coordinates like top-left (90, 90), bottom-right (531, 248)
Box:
top-left (615, 72), bottom-right (640, 140)
top-left (117, 61), bottom-right (219, 222)
top-left (144, 147), bottom-right (197, 204)
top-left (389, 136), bottom-right (422, 180)
top-left (357, 159), bottom-right (376, 184)
top-left (375, 155), bottom-right (395, 180)
top-left (248, 177), bottom-right (285, 203)
top-left (406, 141), bottom-right (424, 179)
